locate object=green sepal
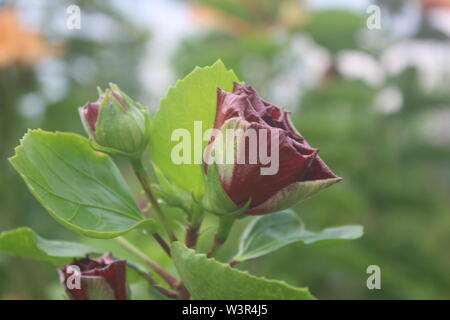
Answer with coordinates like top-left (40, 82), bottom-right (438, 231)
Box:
top-left (94, 84), bottom-right (150, 159)
top-left (202, 162), bottom-right (250, 217)
top-left (152, 164), bottom-right (192, 214)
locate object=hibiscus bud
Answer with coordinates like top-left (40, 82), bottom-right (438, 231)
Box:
top-left (58, 252), bottom-right (127, 300)
top-left (204, 83), bottom-right (342, 216)
top-left (79, 84), bottom-right (150, 158)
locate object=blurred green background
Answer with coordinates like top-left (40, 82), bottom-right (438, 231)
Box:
top-left (1, 0), bottom-right (449, 299)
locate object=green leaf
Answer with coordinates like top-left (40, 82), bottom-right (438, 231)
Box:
top-left (9, 130), bottom-right (155, 238)
top-left (152, 164), bottom-right (191, 213)
top-left (172, 242), bottom-right (315, 300)
top-left (234, 210), bottom-right (363, 262)
top-left (148, 60), bottom-right (240, 195)
top-left (0, 227), bottom-right (99, 265)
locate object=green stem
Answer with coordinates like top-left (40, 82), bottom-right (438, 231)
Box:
top-left (115, 237), bottom-right (178, 288)
top-left (151, 232), bottom-right (171, 256)
top-left (131, 159), bottom-right (177, 242)
top-left (133, 268), bottom-right (179, 299)
top-left (207, 216), bottom-right (235, 258)
top-left (140, 206), bottom-right (171, 256)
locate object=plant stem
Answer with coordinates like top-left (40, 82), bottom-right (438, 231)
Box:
top-left (140, 205), bottom-right (171, 256)
top-left (184, 200), bottom-right (204, 249)
top-left (206, 235), bottom-right (224, 258)
top-left (175, 282), bottom-right (191, 300)
top-left (207, 216), bottom-right (235, 258)
top-left (184, 224), bottom-right (199, 249)
top-left (115, 237), bottom-right (178, 288)
top-left (131, 159), bottom-right (177, 242)
top-left (152, 232), bottom-right (171, 256)
top-left (134, 269), bottom-right (179, 299)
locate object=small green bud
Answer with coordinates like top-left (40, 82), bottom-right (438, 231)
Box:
top-left (79, 84), bottom-right (150, 158)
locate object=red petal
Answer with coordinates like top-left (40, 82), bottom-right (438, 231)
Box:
top-left (222, 122), bottom-right (318, 208)
top-left (81, 101), bottom-right (100, 132)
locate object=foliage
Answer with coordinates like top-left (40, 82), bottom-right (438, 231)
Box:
top-left (1, 0), bottom-right (449, 300)
top-left (2, 61), bottom-right (361, 300)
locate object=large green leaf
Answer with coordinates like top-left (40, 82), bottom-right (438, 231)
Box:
top-left (172, 242), bottom-right (315, 300)
top-left (234, 210), bottom-right (363, 262)
top-left (9, 130), bottom-right (154, 238)
top-left (148, 60), bottom-right (240, 195)
top-left (0, 227), bottom-right (99, 265)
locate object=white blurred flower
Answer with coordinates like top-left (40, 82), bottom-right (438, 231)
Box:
top-left (373, 86), bottom-right (403, 114)
top-left (337, 50), bottom-right (384, 87)
top-left (381, 40), bottom-right (450, 91)
top-left (421, 108), bottom-right (450, 146)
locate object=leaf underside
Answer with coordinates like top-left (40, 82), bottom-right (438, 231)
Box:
top-left (9, 130), bottom-right (153, 238)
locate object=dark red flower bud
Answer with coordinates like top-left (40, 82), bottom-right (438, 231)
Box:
top-left (58, 252), bottom-right (127, 300)
top-left (204, 83), bottom-right (342, 215)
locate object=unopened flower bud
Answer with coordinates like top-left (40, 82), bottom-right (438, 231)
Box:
top-left (204, 83), bottom-right (342, 216)
top-left (58, 252), bottom-right (127, 300)
top-left (79, 84), bottom-right (150, 158)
